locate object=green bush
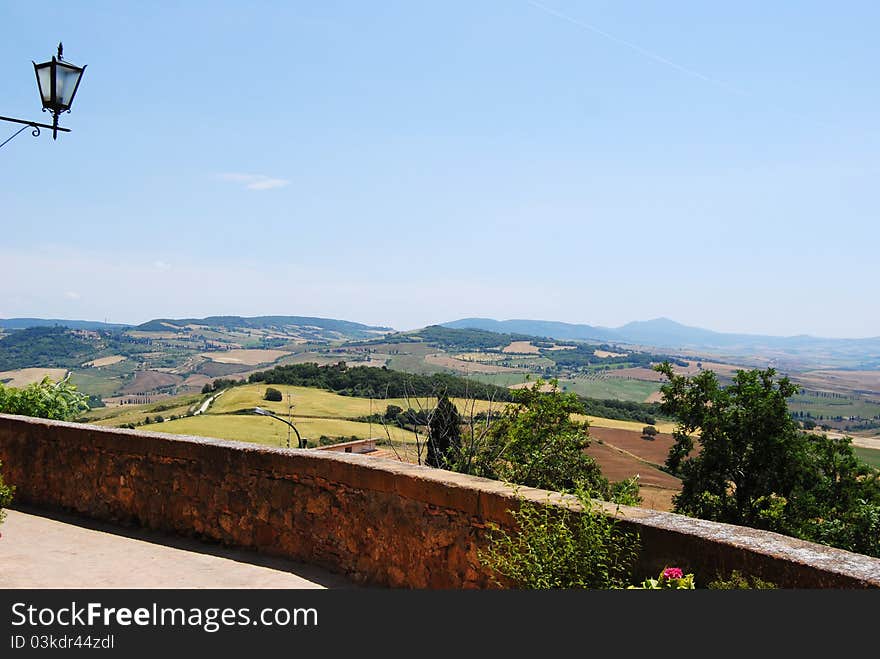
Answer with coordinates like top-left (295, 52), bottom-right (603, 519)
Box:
top-left (0, 376), bottom-right (89, 420)
top-left (610, 475), bottom-right (642, 506)
top-left (478, 487), bottom-right (640, 589)
top-left (707, 570), bottom-right (777, 589)
top-left (0, 460), bottom-right (14, 527)
top-left (264, 387), bottom-right (283, 402)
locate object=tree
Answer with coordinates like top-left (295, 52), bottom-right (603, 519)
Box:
top-left (641, 425), bottom-right (658, 440)
top-left (384, 404), bottom-right (403, 421)
top-left (458, 380), bottom-right (613, 497)
top-left (426, 393), bottom-right (461, 468)
top-left (655, 362), bottom-right (880, 556)
top-left (656, 362), bottom-right (807, 526)
top-left (790, 436), bottom-right (880, 555)
top-left (264, 387), bottom-right (283, 402)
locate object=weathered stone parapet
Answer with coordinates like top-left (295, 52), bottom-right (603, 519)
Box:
top-left (0, 414), bottom-right (878, 588)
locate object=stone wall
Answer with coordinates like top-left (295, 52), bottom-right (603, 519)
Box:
top-left (1, 414), bottom-right (878, 588)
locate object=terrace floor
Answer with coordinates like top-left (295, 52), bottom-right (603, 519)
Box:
top-left (0, 507), bottom-right (356, 589)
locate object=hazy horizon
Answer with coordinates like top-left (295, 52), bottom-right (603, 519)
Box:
top-left (1, 310), bottom-right (877, 341)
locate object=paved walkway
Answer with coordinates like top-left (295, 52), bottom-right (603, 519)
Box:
top-left (0, 508), bottom-right (355, 589)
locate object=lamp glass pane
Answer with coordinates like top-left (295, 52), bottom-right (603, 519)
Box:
top-left (54, 64), bottom-right (83, 109)
top-left (35, 64), bottom-right (53, 105)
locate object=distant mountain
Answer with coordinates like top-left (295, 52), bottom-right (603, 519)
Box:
top-left (0, 318), bottom-right (131, 331)
top-left (442, 317), bottom-right (880, 367)
top-left (613, 318), bottom-right (880, 355)
top-left (135, 315), bottom-right (393, 340)
top-left (614, 318), bottom-right (763, 348)
top-left (442, 318), bottom-right (619, 342)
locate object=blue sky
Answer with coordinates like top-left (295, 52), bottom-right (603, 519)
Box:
top-left (1, 1), bottom-right (877, 337)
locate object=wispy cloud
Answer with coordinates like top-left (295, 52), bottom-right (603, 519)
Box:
top-left (218, 173), bottom-right (290, 191)
top-left (526, 0), bottom-right (746, 96)
top-left (153, 260), bottom-right (172, 271)
top-left (64, 291), bottom-right (81, 300)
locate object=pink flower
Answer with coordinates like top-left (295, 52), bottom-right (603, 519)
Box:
top-left (662, 567), bottom-right (684, 580)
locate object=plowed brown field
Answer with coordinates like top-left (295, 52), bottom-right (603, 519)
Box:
top-left (588, 427), bottom-right (677, 465)
top-left (120, 370), bottom-right (183, 394)
top-left (586, 426), bottom-right (689, 511)
top-left (584, 442), bottom-right (681, 491)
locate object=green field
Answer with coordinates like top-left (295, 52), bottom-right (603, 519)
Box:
top-left (574, 414), bottom-right (676, 434)
top-left (78, 382), bottom-right (665, 449)
top-left (69, 360), bottom-right (139, 397)
top-left (469, 372), bottom-right (662, 403)
top-left (213, 385), bottom-right (380, 417)
top-left (492, 355), bottom-right (555, 369)
top-left (150, 414), bottom-right (420, 447)
top-left (386, 354), bottom-right (450, 375)
top-left (230, 385), bottom-right (667, 434)
top-left (560, 377), bottom-right (660, 403)
top-left (80, 394), bottom-right (203, 426)
top-left (83, 383), bottom-right (488, 448)
top-left (789, 392), bottom-right (880, 419)
top-left (211, 383), bottom-right (504, 421)
top-left (854, 446), bottom-right (880, 469)
top-left (467, 372), bottom-right (534, 388)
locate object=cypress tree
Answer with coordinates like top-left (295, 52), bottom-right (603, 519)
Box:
top-left (426, 393), bottom-right (461, 468)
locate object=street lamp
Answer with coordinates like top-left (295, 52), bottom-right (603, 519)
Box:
top-left (252, 407), bottom-right (307, 449)
top-left (33, 42), bottom-right (87, 139)
top-left (1, 42), bottom-right (86, 148)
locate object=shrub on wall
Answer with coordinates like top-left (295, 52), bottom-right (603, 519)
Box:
top-left (707, 570), bottom-right (777, 589)
top-left (0, 460), bottom-right (14, 528)
top-left (479, 487), bottom-right (640, 589)
top-left (0, 376), bottom-right (89, 420)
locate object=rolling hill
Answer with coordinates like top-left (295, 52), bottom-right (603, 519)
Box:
top-left (135, 315), bottom-right (392, 340)
top-left (0, 318), bottom-right (131, 331)
top-left (443, 317), bottom-right (880, 368)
